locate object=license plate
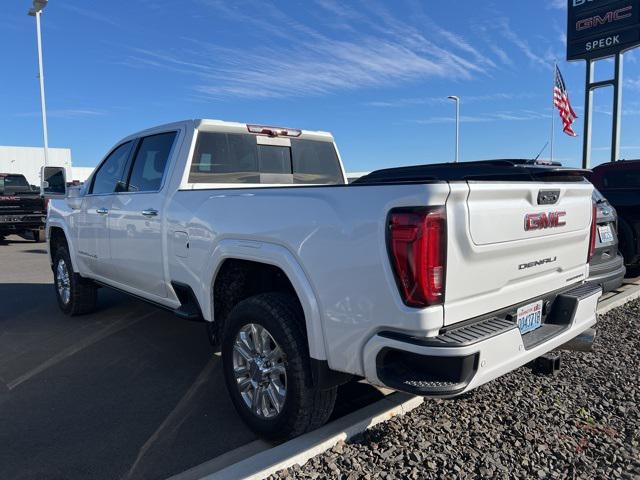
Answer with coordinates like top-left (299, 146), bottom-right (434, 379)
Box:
top-left (517, 300), bottom-right (543, 335)
top-left (598, 225), bottom-right (614, 243)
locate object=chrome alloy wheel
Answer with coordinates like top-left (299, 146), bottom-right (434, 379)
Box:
top-left (232, 323), bottom-right (287, 419)
top-left (56, 258), bottom-right (71, 305)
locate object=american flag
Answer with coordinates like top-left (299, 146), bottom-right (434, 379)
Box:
top-left (554, 66), bottom-right (578, 137)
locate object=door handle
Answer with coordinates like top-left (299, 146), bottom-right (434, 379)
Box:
top-left (96, 208), bottom-right (109, 215)
top-left (141, 208), bottom-right (158, 217)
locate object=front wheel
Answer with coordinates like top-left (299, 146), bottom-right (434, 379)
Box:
top-left (53, 246), bottom-right (98, 315)
top-left (221, 293), bottom-right (337, 440)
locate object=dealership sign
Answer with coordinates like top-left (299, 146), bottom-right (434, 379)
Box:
top-left (567, 0), bottom-right (640, 60)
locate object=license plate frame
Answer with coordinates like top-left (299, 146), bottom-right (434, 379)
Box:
top-left (598, 224), bottom-right (614, 243)
top-left (516, 300), bottom-right (543, 335)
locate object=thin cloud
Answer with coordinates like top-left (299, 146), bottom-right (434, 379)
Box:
top-left (593, 145), bottom-right (640, 151)
top-left (414, 110), bottom-right (550, 124)
top-left (15, 109), bottom-right (107, 119)
top-left (626, 77), bottom-right (640, 90)
top-left (129, 0), bottom-right (500, 99)
top-left (498, 18), bottom-right (552, 69)
top-left (549, 0), bottom-right (566, 10)
top-left (366, 92), bottom-right (539, 108)
top-left (58, 4), bottom-right (121, 28)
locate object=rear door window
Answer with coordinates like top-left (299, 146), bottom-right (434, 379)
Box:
top-left (126, 132), bottom-right (177, 192)
top-left (189, 132), bottom-right (343, 185)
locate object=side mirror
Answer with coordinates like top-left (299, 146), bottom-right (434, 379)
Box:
top-left (66, 186), bottom-right (83, 210)
top-left (41, 166), bottom-right (67, 198)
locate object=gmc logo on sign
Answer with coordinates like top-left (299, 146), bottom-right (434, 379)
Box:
top-left (524, 212), bottom-right (567, 231)
top-left (576, 6), bottom-right (633, 31)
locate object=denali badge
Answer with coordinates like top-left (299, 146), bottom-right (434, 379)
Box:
top-left (524, 211), bottom-right (566, 231)
top-left (519, 257), bottom-right (557, 270)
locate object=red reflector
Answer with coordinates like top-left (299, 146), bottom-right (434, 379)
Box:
top-left (588, 202), bottom-right (597, 262)
top-left (247, 125), bottom-right (302, 137)
top-left (388, 208), bottom-right (446, 308)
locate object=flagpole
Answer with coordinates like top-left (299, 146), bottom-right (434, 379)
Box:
top-left (550, 60), bottom-right (556, 163)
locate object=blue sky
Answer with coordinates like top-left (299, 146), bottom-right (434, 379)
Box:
top-left (1, 0), bottom-right (640, 171)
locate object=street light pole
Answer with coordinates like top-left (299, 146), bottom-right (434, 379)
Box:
top-left (28, 0), bottom-right (49, 167)
top-left (447, 96), bottom-right (460, 163)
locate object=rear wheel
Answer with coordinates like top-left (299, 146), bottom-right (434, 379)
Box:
top-left (221, 293), bottom-right (337, 440)
top-left (53, 246), bottom-right (98, 315)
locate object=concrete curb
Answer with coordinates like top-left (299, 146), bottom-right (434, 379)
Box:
top-left (196, 393), bottom-right (422, 480)
top-left (178, 277), bottom-right (640, 480)
top-left (597, 280), bottom-right (640, 315)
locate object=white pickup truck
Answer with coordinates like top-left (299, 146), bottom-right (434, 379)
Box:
top-left (43, 119), bottom-right (601, 440)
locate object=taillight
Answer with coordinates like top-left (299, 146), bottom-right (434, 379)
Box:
top-left (388, 207), bottom-right (446, 308)
top-left (588, 202), bottom-right (597, 262)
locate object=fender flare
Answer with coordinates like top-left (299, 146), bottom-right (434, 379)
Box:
top-left (200, 238), bottom-right (328, 361)
top-left (46, 220), bottom-right (80, 273)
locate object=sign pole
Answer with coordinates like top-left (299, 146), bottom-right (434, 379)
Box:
top-left (611, 53), bottom-right (623, 162)
top-left (550, 61), bottom-right (556, 163)
top-left (582, 60), bottom-right (594, 169)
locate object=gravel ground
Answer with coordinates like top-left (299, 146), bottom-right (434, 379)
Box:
top-left (274, 299), bottom-right (640, 479)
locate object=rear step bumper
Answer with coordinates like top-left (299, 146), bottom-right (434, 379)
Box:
top-left (363, 282), bottom-right (601, 397)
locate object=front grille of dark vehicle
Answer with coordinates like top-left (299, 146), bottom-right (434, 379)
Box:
top-left (0, 214), bottom-right (45, 223)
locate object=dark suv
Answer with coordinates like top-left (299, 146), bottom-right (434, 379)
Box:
top-left (589, 160), bottom-right (640, 273)
top-left (589, 189), bottom-right (625, 291)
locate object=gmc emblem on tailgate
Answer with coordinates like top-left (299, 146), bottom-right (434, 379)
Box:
top-left (524, 211), bottom-right (566, 231)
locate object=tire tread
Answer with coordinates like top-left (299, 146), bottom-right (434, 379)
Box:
top-left (53, 246), bottom-right (97, 316)
top-left (222, 292), bottom-right (337, 440)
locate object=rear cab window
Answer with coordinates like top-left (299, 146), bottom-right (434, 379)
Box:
top-left (188, 132), bottom-right (344, 185)
top-left (0, 175), bottom-right (31, 194)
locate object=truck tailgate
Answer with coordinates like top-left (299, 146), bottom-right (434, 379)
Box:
top-left (444, 181), bottom-right (593, 326)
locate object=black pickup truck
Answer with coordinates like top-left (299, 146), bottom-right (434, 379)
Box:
top-left (0, 173), bottom-right (47, 242)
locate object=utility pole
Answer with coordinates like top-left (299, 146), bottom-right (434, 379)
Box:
top-left (28, 0), bottom-right (50, 167)
top-left (447, 96), bottom-right (460, 163)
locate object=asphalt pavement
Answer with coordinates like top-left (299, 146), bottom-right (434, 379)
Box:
top-left (0, 235), bottom-right (382, 480)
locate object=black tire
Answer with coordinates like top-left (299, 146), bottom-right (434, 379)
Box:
top-left (221, 293), bottom-right (337, 441)
top-left (53, 246), bottom-right (98, 315)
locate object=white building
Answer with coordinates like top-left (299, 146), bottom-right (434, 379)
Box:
top-left (0, 146), bottom-right (93, 185)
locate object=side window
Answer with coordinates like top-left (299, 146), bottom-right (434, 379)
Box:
top-left (602, 169), bottom-right (640, 189)
top-left (90, 141), bottom-right (133, 194)
top-left (127, 132), bottom-right (177, 192)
